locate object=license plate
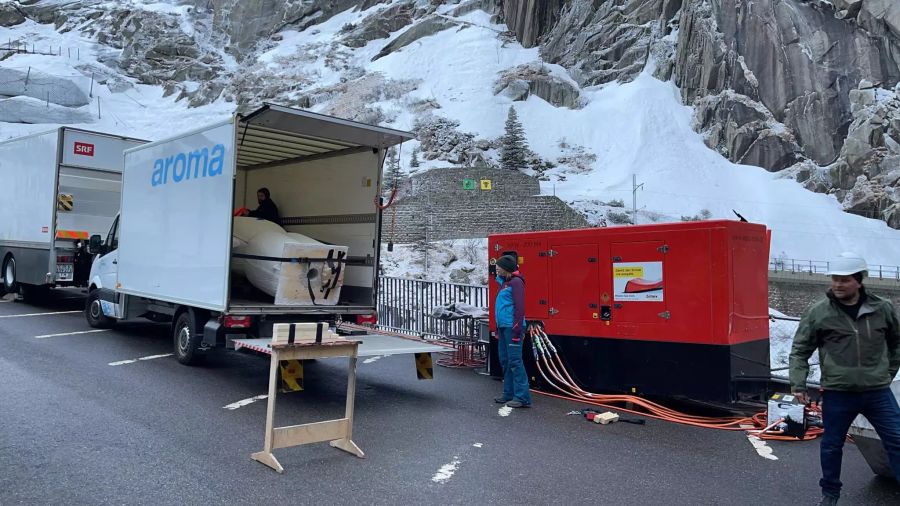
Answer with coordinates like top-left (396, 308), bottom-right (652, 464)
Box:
top-left (56, 263), bottom-right (74, 282)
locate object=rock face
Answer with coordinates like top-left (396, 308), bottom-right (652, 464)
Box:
top-left (0, 3), bottom-right (26, 27)
top-left (498, 0), bottom-right (900, 227)
top-left (494, 63), bottom-right (582, 108)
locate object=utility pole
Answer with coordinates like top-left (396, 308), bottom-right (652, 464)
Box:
top-left (632, 174), bottom-right (644, 225)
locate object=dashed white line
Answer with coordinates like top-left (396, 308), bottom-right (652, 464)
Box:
top-left (0, 310), bottom-right (80, 319)
top-left (363, 355), bottom-right (383, 364)
top-left (224, 394), bottom-right (268, 410)
top-left (472, 443), bottom-right (483, 448)
top-left (498, 406), bottom-right (513, 417)
top-left (34, 329), bottom-right (110, 339)
top-left (109, 353), bottom-right (173, 366)
top-left (741, 424), bottom-right (778, 460)
top-left (431, 457), bottom-right (461, 484)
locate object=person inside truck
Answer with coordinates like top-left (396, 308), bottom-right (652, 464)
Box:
top-left (240, 187), bottom-right (281, 225)
top-left (789, 252), bottom-right (900, 505)
top-left (494, 255), bottom-right (532, 409)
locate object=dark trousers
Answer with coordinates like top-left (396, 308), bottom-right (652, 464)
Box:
top-left (820, 388), bottom-right (900, 497)
top-left (496, 327), bottom-right (532, 404)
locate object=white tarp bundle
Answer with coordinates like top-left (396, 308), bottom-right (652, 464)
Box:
top-left (231, 217), bottom-right (348, 305)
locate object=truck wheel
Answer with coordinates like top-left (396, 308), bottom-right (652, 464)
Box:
top-left (85, 290), bottom-right (115, 329)
top-left (2, 255), bottom-right (17, 293)
top-left (173, 310), bottom-right (202, 365)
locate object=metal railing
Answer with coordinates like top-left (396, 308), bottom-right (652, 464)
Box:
top-left (770, 258), bottom-right (900, 279)
top-left (377, 276), bottom-right (488, 340)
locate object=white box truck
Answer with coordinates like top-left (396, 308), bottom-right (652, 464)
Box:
top-left (0, 128), bottom-right (145, 300)
top-left (85, 105), bottom-right (442, 365)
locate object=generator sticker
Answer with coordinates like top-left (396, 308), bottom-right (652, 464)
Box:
top-left (613, 262), bottom-right (664, 301)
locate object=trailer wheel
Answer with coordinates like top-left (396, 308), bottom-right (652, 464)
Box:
top-left (2, 255), bottom-right (17, 293)
top-left (85, 290), bottom-right (115, 329)
top-left (173, 310), bottom-right (203, 365)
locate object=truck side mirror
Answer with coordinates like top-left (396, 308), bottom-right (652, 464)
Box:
top-left (88, 234), bottom-right (104, 254)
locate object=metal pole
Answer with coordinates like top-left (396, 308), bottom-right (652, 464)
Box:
top-left (89, 73), bottom-right (94, 98)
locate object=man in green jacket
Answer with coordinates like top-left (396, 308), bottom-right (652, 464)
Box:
top-left (790, 252), bottom-right (900, 505)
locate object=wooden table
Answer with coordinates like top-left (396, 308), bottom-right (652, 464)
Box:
top-left (251, 340), bottom-right (364, 473)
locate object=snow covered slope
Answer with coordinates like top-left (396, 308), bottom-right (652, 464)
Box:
top-left (2, 1), bottom-right (900, 267)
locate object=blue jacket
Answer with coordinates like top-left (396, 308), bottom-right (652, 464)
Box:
top-left (495, 274), bottom-right (526, 340)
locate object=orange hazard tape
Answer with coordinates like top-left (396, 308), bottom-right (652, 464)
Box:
top-left (56, 230), bottom-right (89, 240)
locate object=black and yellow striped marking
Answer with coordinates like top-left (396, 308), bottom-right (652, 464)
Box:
top-left (279, 359), bottom-right (304, 392)
top-left (57, 193), bottom-right (74, 212)
top-left (415, 353), bottom-right (433, 380)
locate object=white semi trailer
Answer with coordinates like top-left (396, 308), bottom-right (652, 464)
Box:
top-left (0, 128), bottom-right (145, 300)
top-left (85, 104), bottom-right (442, 364)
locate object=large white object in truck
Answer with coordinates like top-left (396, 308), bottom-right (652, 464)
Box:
top-left (231, 217), bottom-right (349, 305)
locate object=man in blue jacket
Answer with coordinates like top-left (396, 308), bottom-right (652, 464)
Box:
top-left (494, 255), bottom-right (532, 408)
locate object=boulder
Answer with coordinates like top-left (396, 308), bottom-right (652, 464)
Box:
top-left (372, 16), bottom-right (458, 61)
top-left (0, 4), bottom-right (25, 27)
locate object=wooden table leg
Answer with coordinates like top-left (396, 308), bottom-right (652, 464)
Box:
top-left (252, 350), bottom-right (284, 473)
top-left (330, 353), bottom-right (364, 458)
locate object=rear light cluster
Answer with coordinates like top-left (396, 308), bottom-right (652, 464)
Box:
top-left (56, 256), bottom-right (74, 264)
top-left (356, 312), bottom-right (377, 326)
top-left (223, 315), bottom-right (252, 328)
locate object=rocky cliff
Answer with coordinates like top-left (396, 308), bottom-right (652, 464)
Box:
top-left (4, 0), bottom-right (900, 228)
top-left (498, 0), bottom-right (900, 226)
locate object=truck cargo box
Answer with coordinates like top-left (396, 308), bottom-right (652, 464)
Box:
top-left (488, 220), bottom-right (771, 403)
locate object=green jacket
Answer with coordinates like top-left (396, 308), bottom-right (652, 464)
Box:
top-left (789, 289), bottom-right (900, 392)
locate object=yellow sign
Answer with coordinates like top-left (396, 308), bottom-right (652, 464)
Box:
top-left (279, 360), bottom-right (304, 392)
top-left (480, 179), bottom-right (492, 190)
top-left (614, 266), bottom-right (644, 278)
top-left (415, 353), bottom-right (434, 380)
top-left (57, 193), bottom-right (74, 211)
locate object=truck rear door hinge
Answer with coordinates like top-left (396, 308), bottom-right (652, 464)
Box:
top-left (658, 311), bottom-right (671, 320)
top-left (658, 245), bottom-right (669, 254)
top-left (546, 249), bottom-right (558, 257)
top-left (549, 308), bottom-right (559, 315)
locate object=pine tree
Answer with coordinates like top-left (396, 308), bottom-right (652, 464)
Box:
top-left (500, 106), bottom-right (528, 171)
top-left (410, 147), bottom-right (421, 168)
top-left (385, 149), bottom-right (403, 191)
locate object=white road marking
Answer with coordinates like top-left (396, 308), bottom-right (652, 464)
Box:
top-left (363, 355), bottom-right (383, 364)
top-left (741, 424), bottom-right (778, 460)
top-left (498, 406), bottom-right (513, 417)
top-left (224, 394), bottom-right (268, 410)
top-left (0, 310), bottom-right (80, 318)
top-left (34, 329), bottom-right (110, 339)
top-left (472, 443), bottom-right (483, 448)
top-left (108, 353), bottom-right (173, 366)
top-left (431, 457), bottom-right (461, 484)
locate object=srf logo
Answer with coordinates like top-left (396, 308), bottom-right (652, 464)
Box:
top-left (74, 142), bottom-right (94, 156)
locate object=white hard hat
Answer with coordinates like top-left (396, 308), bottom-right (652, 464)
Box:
top-left (827, 252), bottom-right (868, 276)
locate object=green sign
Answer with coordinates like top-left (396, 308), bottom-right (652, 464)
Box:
top-left (462, 179), bottom-right (476, 190)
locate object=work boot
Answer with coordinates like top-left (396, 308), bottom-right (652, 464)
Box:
top-left (816, 495), bottom-right (838, 506)
top-left (494, 397), bottom-right (510, 404)
top-left (505, 400), bottom-right (530, 408)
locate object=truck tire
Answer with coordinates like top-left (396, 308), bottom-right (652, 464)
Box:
top-left (2, 255), bottom-right (17, 294)
top-left (173, 310), bottom-right (203, 365)
top-left (85, 290), bottom-right (115, 329)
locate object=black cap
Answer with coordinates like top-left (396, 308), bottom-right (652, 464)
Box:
top-left (496, 255), bottom-right (517, 273)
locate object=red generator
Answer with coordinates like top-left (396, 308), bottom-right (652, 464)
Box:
top-left (488, 220), bottom-right (771, 404)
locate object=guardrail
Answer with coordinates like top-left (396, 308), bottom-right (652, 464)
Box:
top-left (377, 276), bottom-right (488, 340)
top-left (770, 258), bottom-right (900, 279)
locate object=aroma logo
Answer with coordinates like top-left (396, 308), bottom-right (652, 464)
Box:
top-left (151, 144), bottom-right (226, 187)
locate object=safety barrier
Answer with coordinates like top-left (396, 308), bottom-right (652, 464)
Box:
top-left (377, 276), bottom-right (487, 340)
top-left (770, 257), bottom-right (900, 279)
